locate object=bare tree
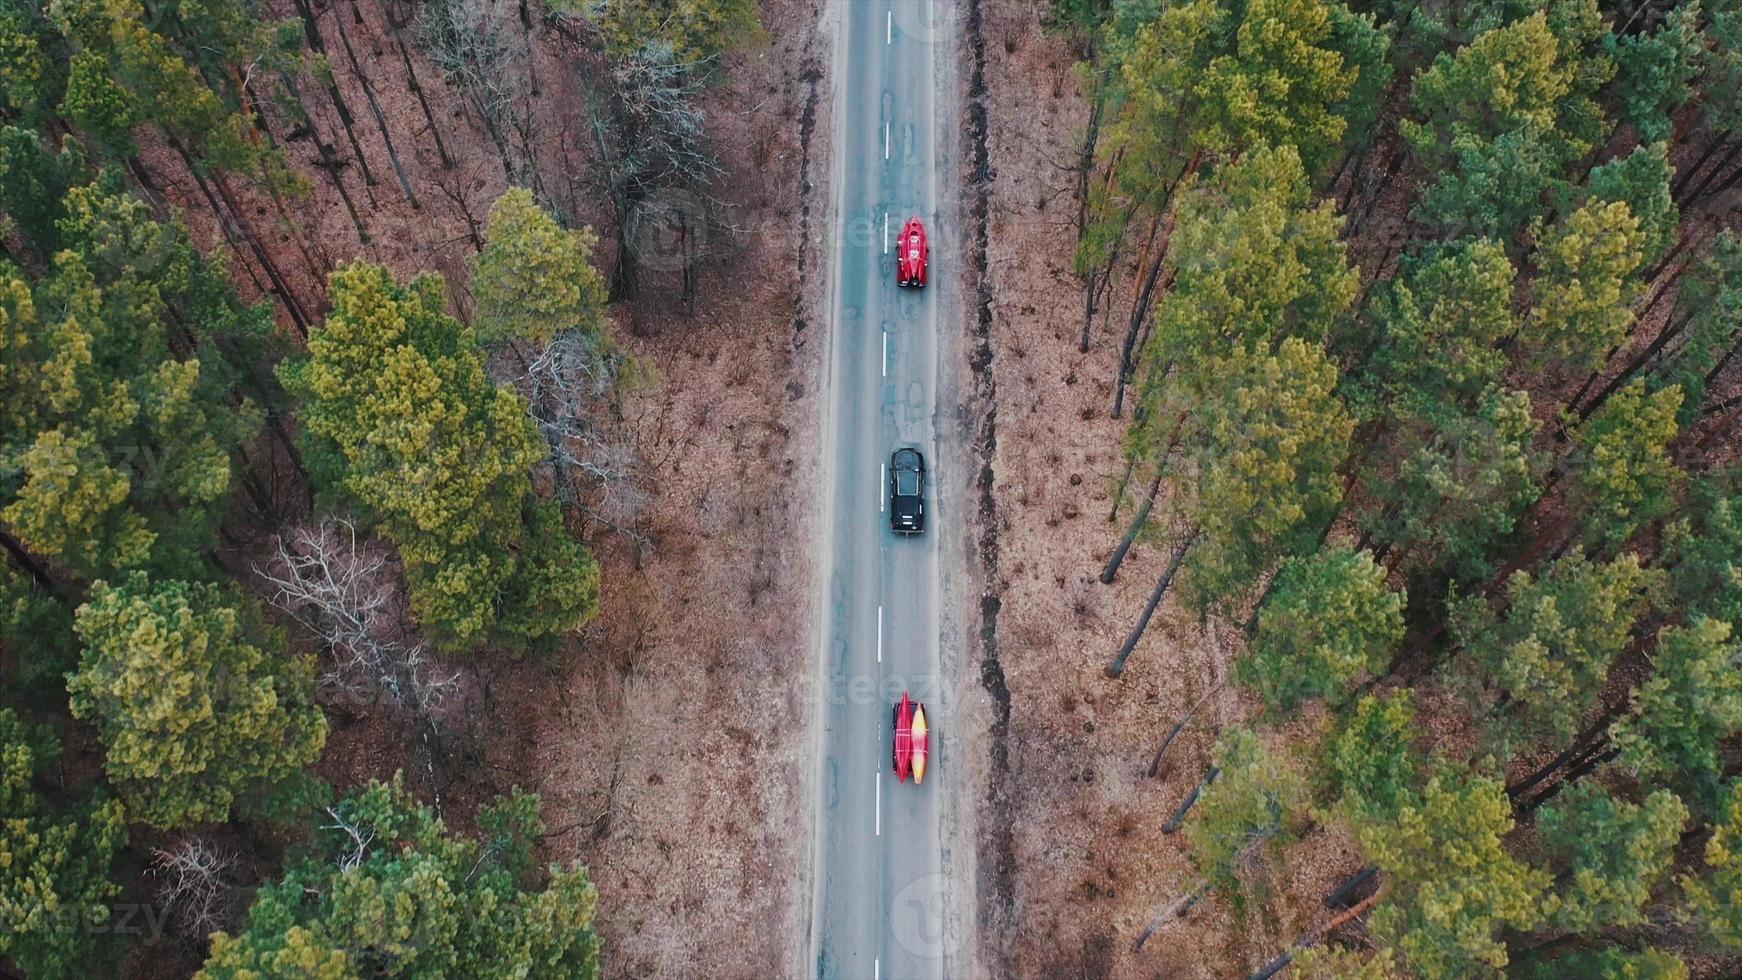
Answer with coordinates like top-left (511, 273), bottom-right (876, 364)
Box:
top-left (416, 0), bottom-right (537, 187)
top-left (257, 519), bottom-right (459, 722)
top-left (587, 40), bottom-right (728, 304)
top-left (516, 329), bottom-right (654, 538)
top-left (150, 837), bottom-right (239, 943)
top-left (322, 805), bottom-right (379, 871)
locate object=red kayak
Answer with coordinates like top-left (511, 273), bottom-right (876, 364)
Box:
top-left (892, 692), bottom-right (930, 784)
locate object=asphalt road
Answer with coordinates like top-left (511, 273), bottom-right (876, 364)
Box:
top-left (809, 2), bottom-right (949, 978)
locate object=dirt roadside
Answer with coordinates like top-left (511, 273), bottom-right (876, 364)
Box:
top-left (501, 3), bottom-right (834, 976)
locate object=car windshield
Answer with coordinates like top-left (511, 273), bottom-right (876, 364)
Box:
top-left (908, 246), bottom-right (919, 259)
top-left (896, 469), bottom-right (920, 495)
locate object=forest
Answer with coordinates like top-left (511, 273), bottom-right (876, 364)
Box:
top-left (1049, 0), bottom-right (1742, 973)
top-left (0, 0), bottom-right (765, 974)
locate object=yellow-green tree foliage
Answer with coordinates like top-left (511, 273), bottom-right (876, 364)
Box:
top-left (68, 572), bottom-right (326, 829)
top-left (581, 0), bottom-right (761, 62)
top-left (1537, 784), bottom-right (1688, 932)
top-left (1687, 780), bottom-right (1742, 948)
top-left (47, 0), bottom-right (302, 185)
top-left (281, 262), bottom-right (600, 650)
top-left (0, 710), bottom-right (127, 977)
top-left (199, 776), bottom-right (601, 979)
top-left (1362, 769), bottom-right (1553, 977)
top-left (0, 181), bottom-right (260, 582)
top-left (1185, 337), bottom-right (1354, 610)
top-left (1186, 728), bottom-right (1310, 893)
top-left (471, 188), bottom-right (610, 347)
top-left (1568, 380), bottom-right (1683, 551)
top-left (1150, 145), bottom-right (1357, 370)
top-left (1524, 199), bottom-right (1648, 373)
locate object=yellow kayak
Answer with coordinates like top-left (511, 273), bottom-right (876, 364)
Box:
top-left (912, 704), bottom-right (930, 784)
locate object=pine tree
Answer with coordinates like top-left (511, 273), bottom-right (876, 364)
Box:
top-left (0, 709), bottom-right (127, 978)
top-left (1536, 783), bottom-right (1688, 932)
top-left (68, 572), bottom-right (327, 829)
top-left (1639, 231), bottom-right (1742, 425)
top-left (1360, 240), bottom-right (1516, 413)
top-left (1183, 337), bottom-right (1354, 611)
top-left (1147, 145), bottom-right (1358, 372)
top-left (1373, 386), bottom-right (1541, 582)
top-left (198, 775), bottom-right (602, 978)
top-left (1523, 199), bottom-right (1648, 374)
top-left (1240, 545), bottom-right (1405, 712)
top-left (1404, 7), bottom-right (1612, 241)
top-left (1614, 617), bottom-right (1742, 807)
top-left (1324, 690), bottom-right (1421, 823)
top-left (1663, 480), bottom-right (1742, 626)
top-left (1606, 1), bottom-right (1703, 143)
top-left (1, 182), bottom-right (263, 583)
top-left (1452, 552), bottom-right (1661, 748)
top-left (471, 187), bottom-right (611, 348)
top-left (281, 261), bottom-right (600, 650)
top-left (1184, 729), bottom-right (1310, 894)
top-left (1686, 779), bottom-right (1742, 948)
top-left (1361, 768), bottom-right (1553, 977)
top-left (1583, 142), bottom-right (1678, 267)
top-left (1566, 381), bottom-right (1682, 552)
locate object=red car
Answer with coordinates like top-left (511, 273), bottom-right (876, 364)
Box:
top-left (893, 692), bottom-right (930, 784)
top-left (897, 217), bottom-right (928, 288)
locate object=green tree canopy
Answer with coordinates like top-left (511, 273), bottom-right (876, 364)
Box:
top-left (1583, 141), bottom-right (1678, 267)
top-left (1615, 617), bottom-right (1742, 806)
top-left (0, 179), bottom-right (263, 583)
top-left (1148, 144), bottom-right (1357, 376)
top-left (1323, 690), bottom-right (1421, 823)
top-left (1452, 552), bottom-right (1661, 747)
top-left (1663, 479), bottom-right (1742, 626)
top-left (1537, 784), bottom-right (1688, 932)
top-left (1360, 240), bottom-right (1516, 414)
top-left (1183, 337), bottom-right (1354, 610)
top-left (198, 776), bottom-right (601, 979)
top-left (471, 187), bottom-right (611, 348)
top-left (1362, 768), bottom-right (1553, 977)
top-left (1567, 380), bottom-right (1682, 551)
top-left (1687, 779), bottom-right (1742, 949)
top-left (68, 572), bottom-right (327, 829)
top-left (281, 262), bottom-right (600, 650)
top-left (1523, 199), bottom-right (1648, 373)
top-left (0, 709), bottom-right (127, 978)
top-left (1606, 1), bottom-right (1703, 143)
top-left (1651, 231), bottom-right (1742, 424)
top-left (1404, 5), bottom-right (1613, 240)
top-left (1369, 386), bottom-right (1541, 583)
top-left (1240, 544), bottom-right (1405, 712)
top-left (1195, 0), bottom-right (1359, 173)
top-left (1185, 728), bottom-right (1311, 894)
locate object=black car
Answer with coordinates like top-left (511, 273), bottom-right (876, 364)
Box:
top-left (890, 448), bottom-right (925, 534)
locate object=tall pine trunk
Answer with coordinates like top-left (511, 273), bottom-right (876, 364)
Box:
top-left (1107, 532), bottom-right (1197, 678)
